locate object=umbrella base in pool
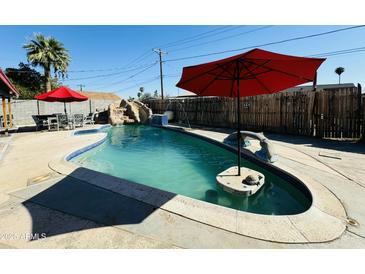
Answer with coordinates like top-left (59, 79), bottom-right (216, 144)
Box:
top-left (216, 166), bottom-right (265, 197)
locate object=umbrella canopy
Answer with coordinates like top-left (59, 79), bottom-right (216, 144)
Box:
top-left (35, 86), bottom-right (88, 114)
top-left (176, 48), bottom-right (325, 97)
top-left (35, 86), bottom-right (88, 102)
top-left (176, 48), bottom-right (325, 175)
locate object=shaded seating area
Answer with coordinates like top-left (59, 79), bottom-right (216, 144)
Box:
top-left (31, 86), bottom-right (89, 131)
top-left (32, 113), bottom-right (88, 131)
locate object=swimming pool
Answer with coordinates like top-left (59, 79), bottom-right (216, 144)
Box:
top-left (71, 125), bottom-right (312, 215)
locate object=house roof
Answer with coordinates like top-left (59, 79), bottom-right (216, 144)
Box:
top-left (281, 83), bottom-right (356, 93)
top-left (78, 91), bottom-right (121, 101)
top-left (176, 83), bottom-right (357, 97)
top-left (0, 69), bottom-right (20, 98)
top-left (176, 90), bottom-right (198, 97)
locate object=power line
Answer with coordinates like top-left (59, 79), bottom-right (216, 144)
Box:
top-left (165, 25), bottom-right (365, 62)
top-left (85, 26), bottom-right (239, 75)
top-left (67, 62), bottom-right (154, 73)
top-left (93, 62), bottom-right (158, 90)
top-left (86, 72), bottom-right (140, 88)
top-left (115, 76), bottom-right (160, 93)
top-left (123, 50), bottom-right (155, 68)
top-left (308, 46), bottom-right (365, 57)
top-left (4, 61), bottom-right (156, 75)
top-left (62, 62), bottom-right (157, 81)
top-left (169, 26), bottom-right (273, 53)
top-left (158, 25), bottom-right (237, 49)
top-left (162, 26), bottom-right (244, 50)
top-left (104, 26), bottom-right (241, 74)
top-left (67, 50), bottom-right (155, 73)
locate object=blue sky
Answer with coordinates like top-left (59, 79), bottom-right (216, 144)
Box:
top-left (0, 25), bottom-right (364, 98)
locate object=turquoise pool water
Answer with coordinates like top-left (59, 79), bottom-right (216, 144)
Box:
top-left (71, 125), bottom-right (311, 215)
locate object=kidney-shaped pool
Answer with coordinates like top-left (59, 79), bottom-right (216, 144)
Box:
top-left (71, 125), bottom-right (312, 215)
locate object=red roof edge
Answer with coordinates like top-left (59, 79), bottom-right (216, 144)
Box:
top-left (0, 68), bottom-right (20, 98)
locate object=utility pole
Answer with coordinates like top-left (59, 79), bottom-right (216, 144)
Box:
top-left (153, 48), bottom-right (167, 100)
top-left (77, 84), bottom-right (85, 91)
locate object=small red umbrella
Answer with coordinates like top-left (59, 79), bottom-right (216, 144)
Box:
top-left (176, 48), bottom-right (325, 175)
top-left (35, 86), bottom-right (88, 114)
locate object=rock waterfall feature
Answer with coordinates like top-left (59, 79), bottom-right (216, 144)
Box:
top-left (108, 99), bottom-right (152, 125)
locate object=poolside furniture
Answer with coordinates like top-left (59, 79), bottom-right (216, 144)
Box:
top-left (57, 114), bottom-right (74, 130)
top-left (32, 115), bottom-right (49, 131)
top-left (32, 114), bottom-right (59, 131)
top-left (73, 114), bottom-right (84, 128)
top-left (84, 112), bottom-right (96, 125)
top-left (47, 117), bottom-right (59, 131)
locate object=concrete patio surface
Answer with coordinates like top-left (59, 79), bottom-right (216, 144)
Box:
top-left (0, 124), bottom-right (364, 248)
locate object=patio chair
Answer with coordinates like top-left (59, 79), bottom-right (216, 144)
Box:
top-left (73, 114), bottom-right (84, 128)
top-left (32, 115), bottom-right (48, 131)
top-left (84, 112), bottom-right (96, 125)
top-left (47, 117), bottom-right (59, 131)
top-left (57, 114), bottom-right (74, 130)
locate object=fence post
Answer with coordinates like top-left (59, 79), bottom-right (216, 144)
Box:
top-left (312, 72), bottom-right (317, 91)
top-left (313, 91), bottom-right (319, 137)
top-left (357, 84), bottom-right (362, 139)
top-left (358, 83), bottom-right (364, 141)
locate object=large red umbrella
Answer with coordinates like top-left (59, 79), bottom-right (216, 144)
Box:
top-left (35, 86), bottom-right (88, 114)
top-left (176, 48), bottom-right (325, 175)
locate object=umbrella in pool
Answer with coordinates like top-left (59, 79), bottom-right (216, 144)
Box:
top-left (35, 86), bottom-right (88, 114)
top-left (176, 48), bottom-right (325, 176)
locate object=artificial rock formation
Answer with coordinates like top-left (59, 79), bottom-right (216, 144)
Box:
top-left (108, 99), bottom-right (152, 126)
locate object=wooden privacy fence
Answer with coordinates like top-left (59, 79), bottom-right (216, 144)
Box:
top-left (145, 85), bottom-right (364, 139)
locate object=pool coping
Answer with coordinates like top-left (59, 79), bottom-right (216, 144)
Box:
top-left (48, 124), bottom-right (347, 244)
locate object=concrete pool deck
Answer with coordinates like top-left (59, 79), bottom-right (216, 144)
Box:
top-left (0, 124), bottom-right (364, 248)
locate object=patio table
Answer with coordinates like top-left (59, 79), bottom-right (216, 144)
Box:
top-left (32, 114), bottom-right (56, 131)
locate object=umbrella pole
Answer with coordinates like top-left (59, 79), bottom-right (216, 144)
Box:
top-left (64, 101), bottom-right (67, 114)
top-left (236, 63), bottom-right (241, 176)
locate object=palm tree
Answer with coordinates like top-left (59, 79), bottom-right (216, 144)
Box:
top-left (23, 33), bottom-right (71, 91)
top-left (335, 67), bottom-right (345, 84)
top-left (137, 87), bottom-right (144, 99)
